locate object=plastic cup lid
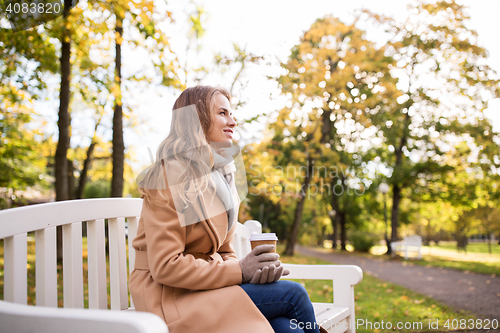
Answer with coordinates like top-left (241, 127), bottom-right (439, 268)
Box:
top-left (250, 232), bottom-right (278, 241)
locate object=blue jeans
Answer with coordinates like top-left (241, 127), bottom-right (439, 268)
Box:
top-left (239, 280), bottom-right (321, 333)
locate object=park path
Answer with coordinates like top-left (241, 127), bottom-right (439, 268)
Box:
top-left (296, 245), bottom-right (500, 321)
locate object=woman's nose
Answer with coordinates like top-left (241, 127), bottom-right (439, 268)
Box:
top-left (228, 116), bottom-right (236, 127)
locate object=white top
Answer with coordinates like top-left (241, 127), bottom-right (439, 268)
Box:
top-left (249, 233), bottom-right (278, 241)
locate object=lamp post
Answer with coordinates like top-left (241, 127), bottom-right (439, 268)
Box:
top-left (378, 183), bottom-right (390, 254)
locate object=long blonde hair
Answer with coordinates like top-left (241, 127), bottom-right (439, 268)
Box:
top-left (139, 86), bottom-right (231, 206)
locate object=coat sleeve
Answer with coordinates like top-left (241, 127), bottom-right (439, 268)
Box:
top-left (218, 224), bottom-right (239, 261)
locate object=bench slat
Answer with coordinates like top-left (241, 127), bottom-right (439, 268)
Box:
top-left (108, 217), bottom-right (128, 310)
top-left (35, 227), bottom-right (57, 307)
top-left (63, 223), bottom-right (84, 308)
top-left (4, 233), bottom-right (28, 304)
top-left (313, 303), bottom-right (350, 331)
top-left (87, 219), bottom-right (107, 309)
top-left (0, 198), bottom-right (143, 239)
top-left (127, 217), bottom-right (139, 308)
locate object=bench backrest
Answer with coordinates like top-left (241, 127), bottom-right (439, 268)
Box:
top-left (403, 235), bottom-right (422, 246)
top-left (0, 198), bottom-right (258, 310)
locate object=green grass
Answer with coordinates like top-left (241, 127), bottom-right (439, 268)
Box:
top-left (279, 249), bottom-right (476, 333)
top-left (368, 242), bottom-right (500, 276)
top-left (408, 256), bottom-right (499, 276)
top-left (430, 242), bottom-right (500, 255)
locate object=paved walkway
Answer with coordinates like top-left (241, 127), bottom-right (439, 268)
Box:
top-left (296, 246), bottom-right (500, 321)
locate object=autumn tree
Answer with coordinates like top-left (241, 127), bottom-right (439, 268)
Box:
top-left (0, 8), bottom-right (59, 207)
top-left (364, 0), bottom-right (500, 249)
top-left (276, 15), bottom-right (397, 254)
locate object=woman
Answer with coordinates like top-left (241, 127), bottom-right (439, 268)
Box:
top-left (130, 86), bottom-right (325, 333)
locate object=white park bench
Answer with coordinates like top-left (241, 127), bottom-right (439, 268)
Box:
top-left (0, 198), bottom-right (362, 333)
top-left (391, 235), bottom-right (423, 260)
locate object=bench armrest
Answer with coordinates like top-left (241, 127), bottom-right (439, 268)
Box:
top-left (282, 264), bottom-right (362, 306)
top-left (0, 300), bottom-right (169, 333)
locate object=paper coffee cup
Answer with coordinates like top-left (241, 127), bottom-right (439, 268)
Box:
top-left (250, 233), bottom-right (278, 252)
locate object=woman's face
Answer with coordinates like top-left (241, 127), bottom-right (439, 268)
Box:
top-left (207, 93), bottom-right (236, 143)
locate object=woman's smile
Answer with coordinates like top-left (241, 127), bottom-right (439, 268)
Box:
top-left (208, 93), bottom-right (236, 143)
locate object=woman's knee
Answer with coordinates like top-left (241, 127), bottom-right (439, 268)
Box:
top-left (276, 280), bottom-right (310, 301)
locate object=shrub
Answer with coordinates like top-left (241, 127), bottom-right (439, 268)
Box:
top-left (84, 180), bottom-right (110, 198)
top-left (349, 231), bottom-right (378, 252)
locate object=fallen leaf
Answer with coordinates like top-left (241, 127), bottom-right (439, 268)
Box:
top-left (469, 287), bottom-right (475, 291)
top-left (401, 295), bottom-right (410, 301)
top-left (404, 310), bottom-right (409, 316)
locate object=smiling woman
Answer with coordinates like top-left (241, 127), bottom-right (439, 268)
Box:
top-left (129, 85), bottom-right (326, 333)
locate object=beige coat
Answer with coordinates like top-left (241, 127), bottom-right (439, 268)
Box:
top-left (129, 160), bottom-right (274, 333)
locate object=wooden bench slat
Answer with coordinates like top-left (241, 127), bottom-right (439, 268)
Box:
top-left (0, 198), bottom-right (143, 239)
top-left (63, 223), bottom-right (84, 308)
top-left (87, 219), bottom-right (107, 310)
top-left (4, 233), bottom-right (28, 304)
top-left (313, 303), bottom-right (349, 324)
top-left (126, 217), bottom-right (139, 309)
top-left (35, 227), bottom-right (58, 307)
top-left (108, 217), bottom-right (128, 310)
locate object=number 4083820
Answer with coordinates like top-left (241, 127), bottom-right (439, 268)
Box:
top-left (444, 318), bottom-right (498, 330)
top-left (5, 2), bottom-right (63, 15)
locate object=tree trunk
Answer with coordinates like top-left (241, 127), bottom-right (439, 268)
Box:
top-left (390, 111), bottom-right (409, 246)
top-left (391, 184), bottom-right (401, 243)
top-left (331, 215), bottom-right (338, 250)
top-left (55, 0), bottom-right (72, 262)
top-left (55, 16), bottom-right (71, 202)
top-left (330, 185), bottom-right (339, 250)
top-left (330, 177), bottom-right (347, 250)
top-left (284, 156), bottom-right (313, 256)
top-left (76, 142), bottom-right (96, 199)
top-left (384, 196), bottom-right (392, 255)
top-left (67, 159), bottom-right (75, 199)
top-left (111, 16), bottom-right (124, 198)
top-left (339, 211), bottom-right (347, 251)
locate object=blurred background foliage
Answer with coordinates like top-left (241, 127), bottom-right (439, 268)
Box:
top-left (1, 0), bottom-right (499, 254)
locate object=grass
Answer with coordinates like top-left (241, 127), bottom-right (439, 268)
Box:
top-left (429, 242), bottom-right (500, 255)
top-left (368, 242), bottom-right (500, 276)
top-left (279, 249), bottom-right (477, 333)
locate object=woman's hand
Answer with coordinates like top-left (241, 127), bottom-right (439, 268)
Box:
top-left (239, 244), bottom-right (281, 283)
top-left (249, 264), bottom-right (291, 284)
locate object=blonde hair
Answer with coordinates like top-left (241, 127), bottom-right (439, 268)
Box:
top-left (139, 86), bottom-right (231, 206)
